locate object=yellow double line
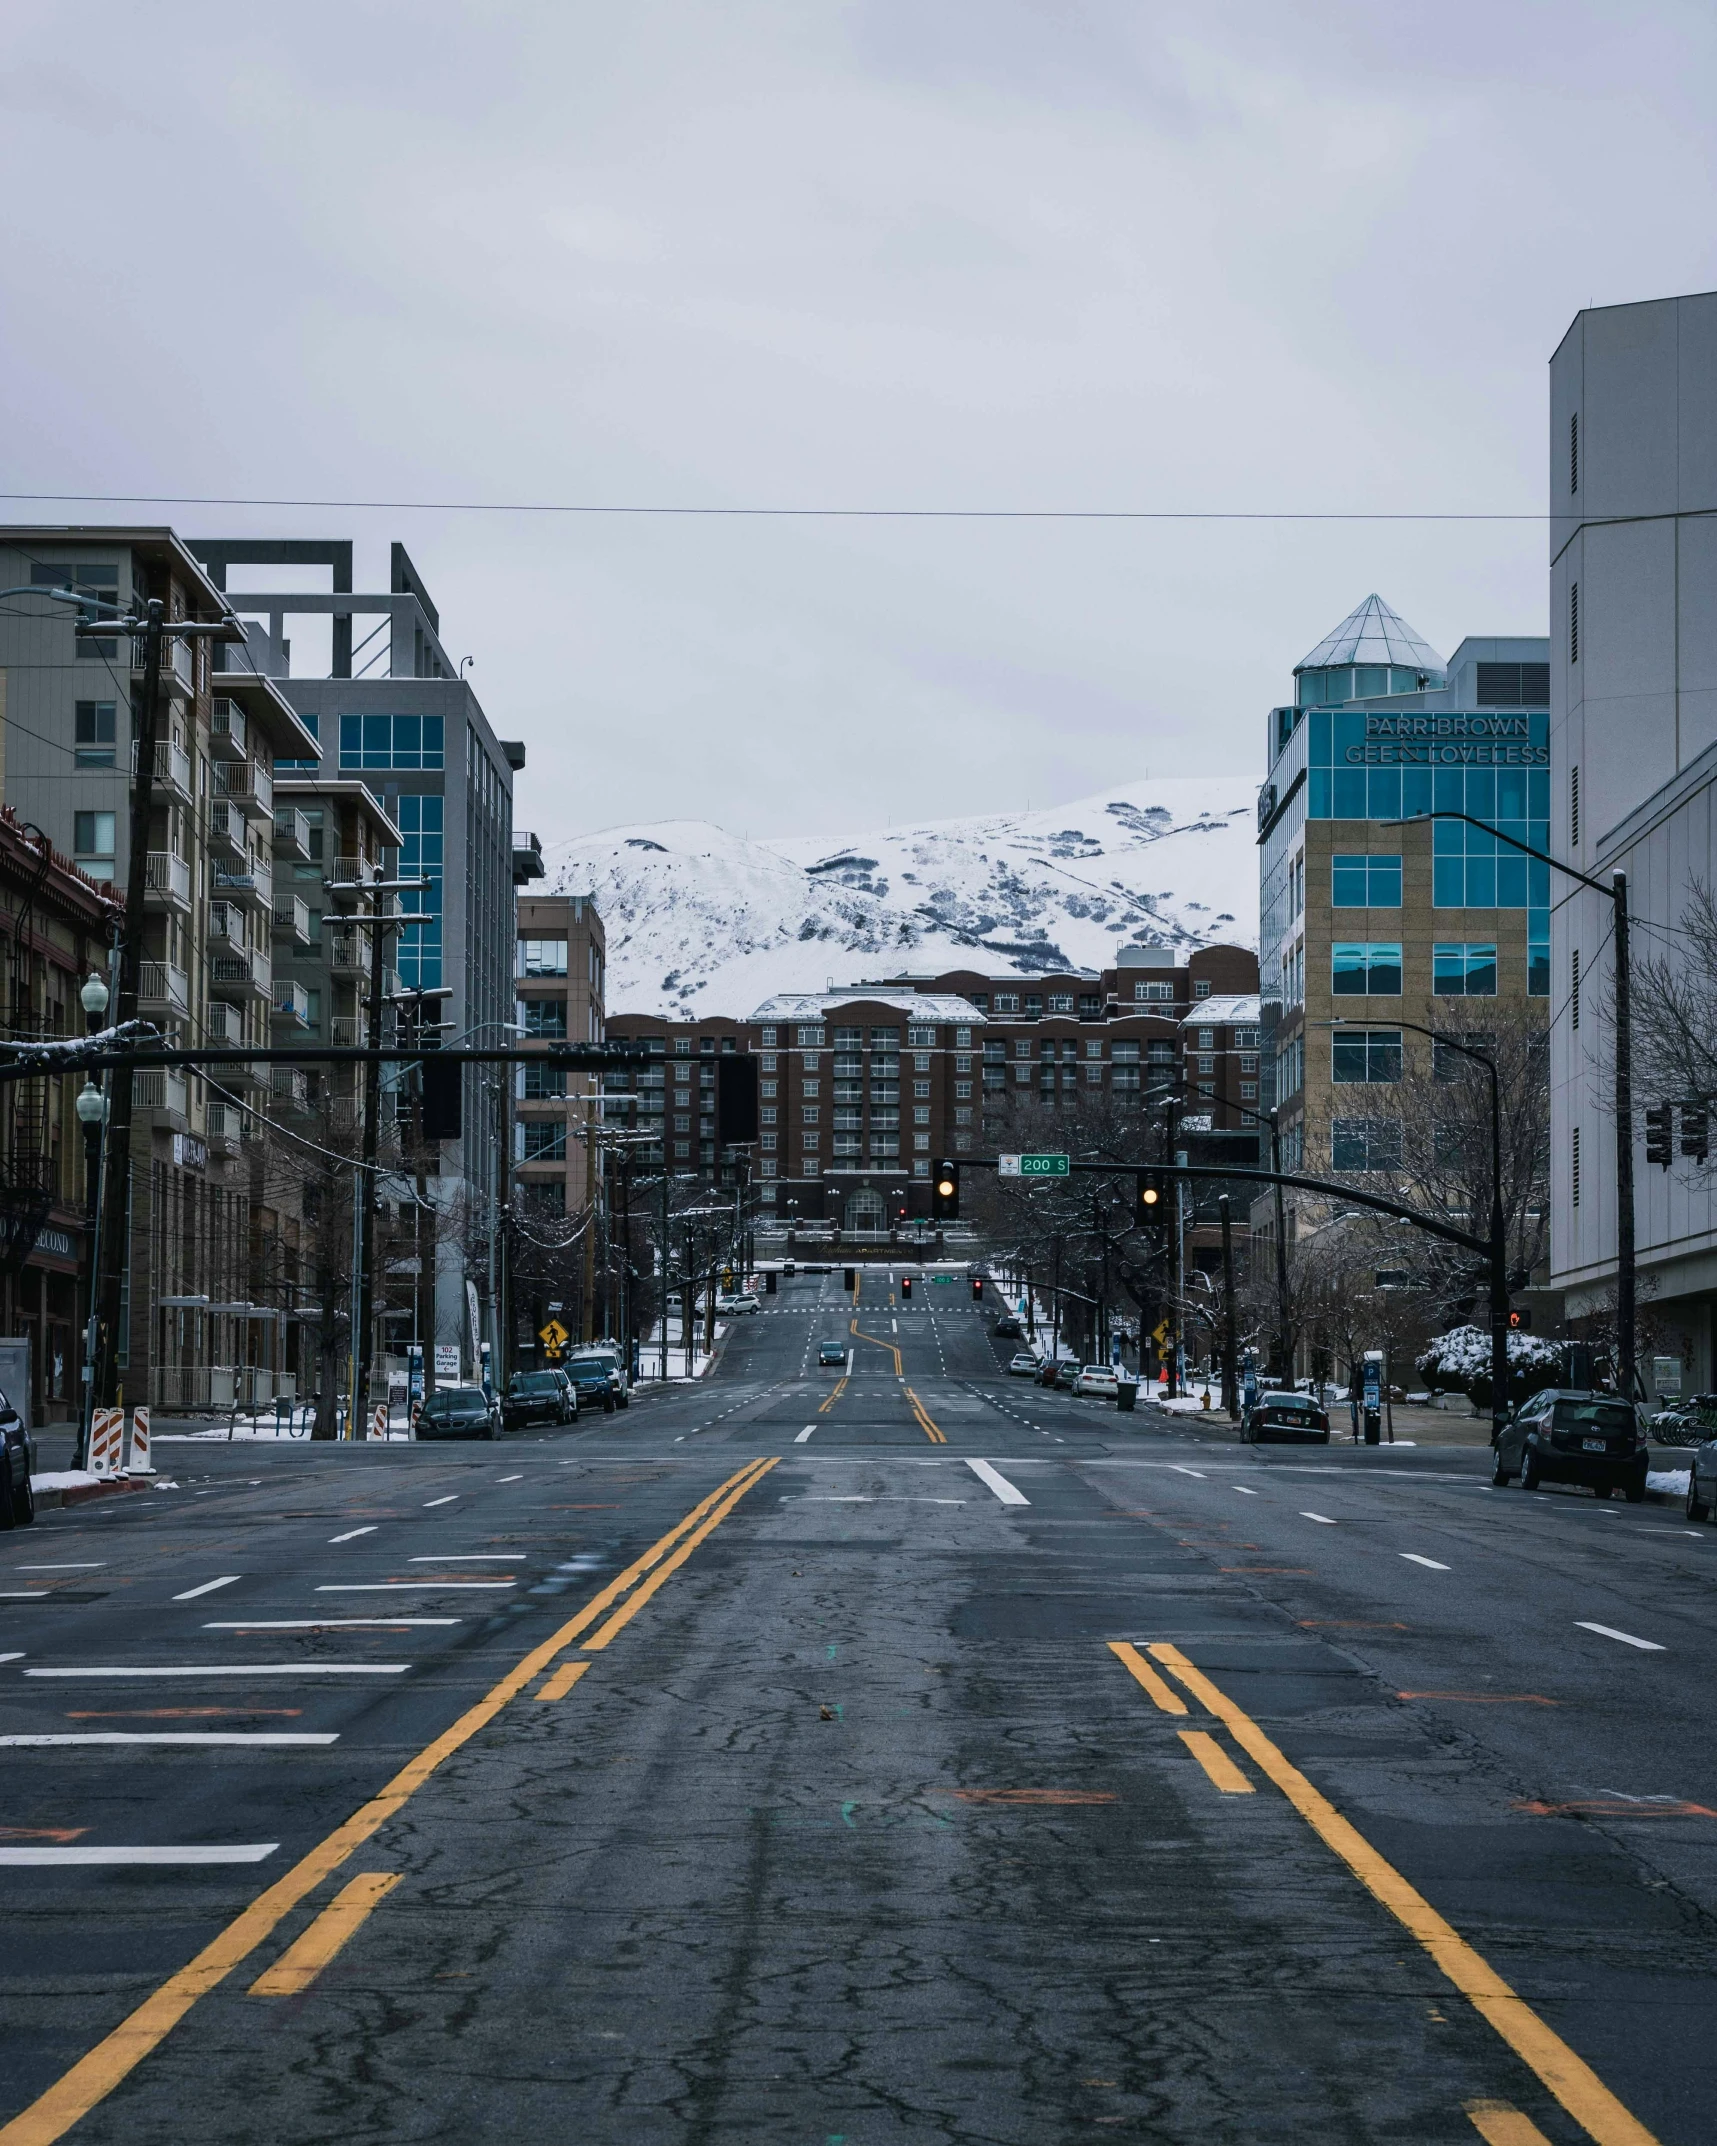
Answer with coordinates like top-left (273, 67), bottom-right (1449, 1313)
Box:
top-left (904, 1385), bottom-right (946, 1443)
top-left (1110, 1641), bottom-right (1659, 2146)
top-left (849, 1316), bottom-right (902, 1375)
top-left (0, 1457), bottom-right (778, 2146)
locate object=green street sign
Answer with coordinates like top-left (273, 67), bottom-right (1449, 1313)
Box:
top-left (999, 1152), bottom-right (1070, 1179)
top-left (930, 1275), bottom-right (954, 1285)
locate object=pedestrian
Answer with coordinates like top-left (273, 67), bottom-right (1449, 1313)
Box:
top-left (1347, 1359), bottom-right (1364, 1444)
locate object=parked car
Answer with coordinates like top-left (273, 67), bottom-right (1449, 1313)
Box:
top-left (1039, 1359), bottom-right (1077, 1390)
top-left (818, 1340), bottom-right (849, 1368)
top-left (716, 1292), bottom-right (761, 1314)
top-left (0, 1387), bottom-right (36, 1527)
top-left (1686, 1439), bottom-right (1717, 1520)
top-left (416, 1386), bottom-right (501, 1441)
top-left (1491, 1389), bottom-right (1647, 1499)
top-left (1073, 1364), bottom-right (1120, 1399)
top-left (568, 1344), bottom-right (629, 1409)
top-left (1007, 1350), bottom-right (1040, 1378)
top-left (1240, 1392), bottom-right (1331, 1444)
top-left (992, 1316), bottom-right (1023, 1340)
top-left (502, 1369), bottom-right (576, 1430)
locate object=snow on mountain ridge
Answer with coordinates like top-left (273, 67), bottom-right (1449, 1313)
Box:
top-left (547, 776), bottom-right (1257, 1018)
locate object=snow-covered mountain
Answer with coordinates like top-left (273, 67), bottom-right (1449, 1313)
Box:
top-left (546, 775), bottom-right (1257, 1018)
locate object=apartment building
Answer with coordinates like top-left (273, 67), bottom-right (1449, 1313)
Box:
top-left (0, 526), bottom-right (320, 1411)
top-left (0, 808), bottom-right (124, 1421)
top-left (1259, 596), bottom-right (1550, 1182)
top-left (604, 939), bottom-right (1262, 1225)
top-left (1549, 291), bottom-right (1717, 1393)
top-left (513, 893), bottom-right (607, 1217)
top-left (189, 537), bottom-right (529, 1367)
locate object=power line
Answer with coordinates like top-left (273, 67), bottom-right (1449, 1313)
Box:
top-left (1, 491), bottom-right (1545, 524)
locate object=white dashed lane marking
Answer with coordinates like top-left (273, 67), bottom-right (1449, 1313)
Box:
top-left (1400, 1553), bottom-right (1450, 1571)
top-left (1575, 1621), bottom-right (1665, 1651)
top-left (172, 1576), bottom-right (241, 1601)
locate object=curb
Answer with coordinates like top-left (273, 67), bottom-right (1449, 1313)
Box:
top-left (30, 1475), bottom-right (158, 1513)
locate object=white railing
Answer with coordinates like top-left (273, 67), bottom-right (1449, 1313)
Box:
top-left (273, 981), bottom-right (311, 1027)
top-left (211, 698), bottom-right (248, 759)
top-left (138, 961), bottom-right (190, 1015)
top-left (272, 894), bottom-right (312, 943)
top-left (143, 851), bottom-right (191, 908)
top-left (132, 739), bottom-right (194, 800)
top-left (135, 1068), bottom-right (188, 1118)
top-left (213, 758), bottom-right (273, 820)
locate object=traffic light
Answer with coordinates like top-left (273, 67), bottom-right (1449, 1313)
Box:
top-left (931, 1159), bottom-right (960, 1222)
top-left (1135, 1170), bottom-right (1170, 1230)
top-left (1645, 1104), bottom-right (1673, 1168)
top-left (1682, 1104), bottom-right (1710, 1163)
top-left (715, 1055), bottom-right (760, 1143)
top-left (420, 1054), bottom-right (462, 1141)
top-left (901, 1275), bottom-right (913, 1300)
top-left (1508, 1308), bottom-right (1533, 1332)
top-left (970, 1275), bottom-right (983, 1301)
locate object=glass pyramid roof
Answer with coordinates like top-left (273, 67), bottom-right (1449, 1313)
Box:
top-left (1295, 594), bottom-right (1444, 676)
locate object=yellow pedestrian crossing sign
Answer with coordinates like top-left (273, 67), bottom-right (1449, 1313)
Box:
top-left (1151, 1318), bottom-right (1170, 1347)
top-left (539, 1318), bottom-right (569, 1360)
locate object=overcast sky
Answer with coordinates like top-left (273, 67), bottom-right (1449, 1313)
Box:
top-left (3, 2), bottom-right (1714, 846)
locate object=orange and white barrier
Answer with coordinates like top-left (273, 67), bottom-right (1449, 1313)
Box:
top-left (370, 1404), bottom-right (389, 1441)
top-left (126, 1405), bottom-right (154, 1474)
top-left (90, 1406), bottom-right (124, 1476)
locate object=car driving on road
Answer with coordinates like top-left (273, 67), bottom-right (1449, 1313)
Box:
top-left (817, 1340), bottom-right (848, 1367)
top-left (1240, 1392), bottom-right (1331, 1444)
top-left (716, 1292), bottom-right (761, 1314)
top-left (416, 1385), bottom-right (502, 1441)
top-left (991, 1315), bottom-right (1023, 1340)
top-left (1491, 1389), bottom-right (1647, 1499)
top-left (502, 1370), bottom-right (576, 1429)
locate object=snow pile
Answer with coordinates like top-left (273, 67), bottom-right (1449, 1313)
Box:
top-left (548, 776), bottom-right (1256, 1016)
top-left (1647, 1469), bottom-right (1690, 1498)
top-left (1417, 1326), bottom-right (1561, 1388)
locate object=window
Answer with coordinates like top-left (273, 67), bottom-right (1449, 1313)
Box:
top-left (520, 999), bottom-right (567, 1037)
top-left (913, 1080), bottom-right (930, 1099)
top-left (1194, 979), bottom-right (1212, 998)
top-left (796, 1026), bottom-right (825, 1046)
top-left (1197, 1054), bottom-right (1214, 1074)
top-left (339, 714), bottom-right (444, 769)
top-left (1433, 1033), bottom-right (1494, 1082)
top-left (521, 1062), bottom-right (566, 1099)
top-left (395, 794), bottom-right (443, 989)
top-left (1332, 1030), bottom-right (1402, 1083)
top-left (518, 938), bottom-right (568, 977)
top-left (1276, 1035), bottom-right (1305, 1101)
top-left (1570, 581), bottom-right (1579, 664)
top-left (1529, 921), bottom-right (1549, 998)
top-left (907, 1025), bottom-right (935, 1047)
top-left (522, 1122), bottom-right (568, 1162)
top-left (1195, 1027), bottom-right (1214, 1049)
top-left (1572, 1125), bottom-right (1581, 1208)
top-left (993, 993), bottom-right (1018, 1013)
top-left (1332, 854), bottom-right (1402, 908)
top-left (802, 1079), bottom-right (820, 1098)
top-left (1570, 410), bottom-right (1578, 495)
top-left (760, 1106), bottom-right (777, 1126)
top-left (1433, 943), bottom-right (1497, 997)
top-left (1332, 1117), bottom-right (1402, 1172)
top-left (954, 1080), bottom-right (971, 1099)
top-left (1239, 1054), bottom-right (1258, 1072)
top-left (760, 1080), bottom-right (777, 1099)
top-left (279, 708), bottom-right (321, 772)
top-left (1240, 1082), bottom-right (1258, 1100)
top-left (1047, 993), bottom-right (1073, 1014)
top-left (1135, 981), bottom-right (1172, 1002)
top-left (954, 1026), bottom-right (972, 1046)
top-left (674, 1037), bottom-right (692, 1055)
top-left (1570, 766), bottom-right (1579, 850)
top-left (35, 562), bottom-right (119, 657)
top-left (801, 1106), bottom-right (820, 1124)
top-left (73, 811), bottom-right (116, 880)
top-left (1332, 943), bottom-right (1402, 996)
top-left (74, 701), bottom-right (117, 766)
top-left (760, 1026), bottom-right (777, 1046)
top-left (761, 1053), bottom-right (777, 1072)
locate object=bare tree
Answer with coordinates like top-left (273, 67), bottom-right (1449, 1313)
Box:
top-left (1630, 877), bottom-right (1717, 1106)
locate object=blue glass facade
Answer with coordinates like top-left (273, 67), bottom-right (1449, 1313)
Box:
top-left (396, 793), bottom-right (443, 988)
top-left (340, 714), bottom-right (445, 770)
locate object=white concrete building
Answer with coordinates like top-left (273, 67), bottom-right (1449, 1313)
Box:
top-left (1549, 291), bottom-right (1717, 1392)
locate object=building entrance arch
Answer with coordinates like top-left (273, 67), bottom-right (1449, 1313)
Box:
top-left (844, 1187), bottom-right (886, 1233)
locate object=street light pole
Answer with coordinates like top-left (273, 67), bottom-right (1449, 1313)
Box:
top-left (1391, 811), bottom-right (1636, 1403)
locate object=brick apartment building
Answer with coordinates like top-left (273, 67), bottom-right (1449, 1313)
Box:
top-left (604, 940), bottom-right (1261, 1225)
top-left (513, 893), bottom-right (607, 1217)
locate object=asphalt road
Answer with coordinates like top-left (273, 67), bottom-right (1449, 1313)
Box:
top-left (1, 1269), bottom-right (1712, 2145)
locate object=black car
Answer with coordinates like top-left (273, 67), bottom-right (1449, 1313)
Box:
top-left (1491, 1388), bottom-right (1647, 1499)
top-left (1687, 1438), bottom-right (1717, 1521)
top-left (0, 1386), bottom-right (36, 1528)
top-left (416, 1385), bottom-right (501, 1441)
top-left (502, 1370), bottom-right (576, 1430)
top-left (992, 1316), bottom-right (1023, 1340)
top-left (1240, 1393), bottom-right (1331, 1444)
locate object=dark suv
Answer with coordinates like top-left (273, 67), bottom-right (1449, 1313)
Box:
top-left (502, 1370), bottom-right (576, 1429)
top-left (565, 1357), bottom-right (617, 1414)
top-left (1491, 1389), bottom-right (1647, 1500)
top-left (0, 1386), bottom-right (36, 1528)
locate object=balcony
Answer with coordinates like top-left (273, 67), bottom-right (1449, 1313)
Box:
top-left (206, 1100), bottom-right (248, 1146)
top-left (213, 758), bottom-right (273, 822)
top-left (325, 856), bottom-right (375, 896)
top-left (138, 962), bottom-right (190, 1019)
top-left (206, 798), bottom-right (248, 860)
top-left (210, 698), bottom-right (248, 762)
top-left (143, 851), bottom-right (191, 914)
top-left (210, 945), bottom-right (272, 1003)
top-left (331, 1015), bottom-right (365, 1048)
top-left (326, 928), bottom-right (373, 980)
top-left (270, 1067), bottom-right (311, 1112)
top-left (271, 894), bottom-right (312, 946)
top-left (272, 808), bottom-right (312, 861)
top-left (208, 1056), bottom-right (271, 1095)
top-left (272, 980), bottom-right (312, 1029)
top-left (203, 1000), bottom-right (245, 1046)
top-left (135, 1068), bottom-right (189, 1125)
top-left (213, 863), bottom-right (270, 910)
top-left (131, 739), bottom-right (193, 804)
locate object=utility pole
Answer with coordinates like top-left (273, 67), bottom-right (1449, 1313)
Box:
top-left (660, 1167), bottom-right (670, 1380)
top-left (1219, 1194), bottom-right (1239, 1420)
top-left (1612, 872), bottom-right (1636, 1402)
top-left (83, 597), bottom-right (235, 1418)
